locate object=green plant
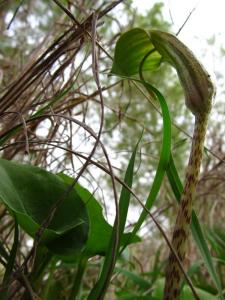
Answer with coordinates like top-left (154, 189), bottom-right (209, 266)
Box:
top-left (0, 157), bottom-right (140, 299)
top-left (0, 2), bottom-right (224, 299)
top-left (111, 27), bottom-right (223, 299)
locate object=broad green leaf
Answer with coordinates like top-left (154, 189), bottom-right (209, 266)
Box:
top-left (0, 159), bottom-right (89, 256)
top-left (87, 134), bottom-right (142, 299)
top-left (111, 28), bottom-right (161, 76)
top-left (58, 174), bottom-right (140, 260)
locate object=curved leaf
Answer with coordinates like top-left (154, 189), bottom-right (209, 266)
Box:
top-left (110, 76), bottom-right (171, 245)
top-left (131, 80), bottom-right (171, 235)
top-left (111, 28), bottom-right (161, 76)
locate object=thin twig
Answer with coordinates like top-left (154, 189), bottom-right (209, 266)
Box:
top-left (6, 0), bottom-right (25, 30)
top-left (176, 6), bottom-right (197, 36)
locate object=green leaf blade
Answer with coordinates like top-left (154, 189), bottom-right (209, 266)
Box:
top-left (58, 174), bottom-right (140, 261)
top-left (111, 28), bottom-right (162, 76)
top-left (0, 159), bottom-right (89, 256)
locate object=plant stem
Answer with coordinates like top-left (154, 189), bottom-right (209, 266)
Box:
top-left (164, 112), bottom-right (208, 300)
top-left (69, 256), bottom-right (87, 300)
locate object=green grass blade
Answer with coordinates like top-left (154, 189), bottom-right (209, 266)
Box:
top-left (112, 78), bottom-right (171, 250)
top-left (117, 131), bottom-right (143, 239)
top-left (108, 76), bottom-right (171, 252)
top-left (0, 240), bottom-right (9, 263)
top-left (130, 81), bottom-right (171, 236)
top-left (191, 214), bottom-right (223, 298)
top-left (3, 217), bottom-right (19, 283)
top-left (87, 134), bottom-right (143, 300)
top-left (166, 155), bottom-right (224, 299)
top-left (68, 256), bottom-right (88, 300)
top-left (0, 217), bottom-right (19, 299)
top-left (114, 267), bottom-right (151, 290)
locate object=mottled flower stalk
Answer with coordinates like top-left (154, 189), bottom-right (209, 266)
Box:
top-left (149, 30), bottom-right (215, 299)
top-left (164, 112), bottom-right (208, 299)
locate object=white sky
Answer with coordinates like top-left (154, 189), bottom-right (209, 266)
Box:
top-left (132, 0), bottom-right (225, 38)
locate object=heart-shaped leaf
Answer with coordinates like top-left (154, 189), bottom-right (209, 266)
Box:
top-left (0, 159), bottom-right (89, 256)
